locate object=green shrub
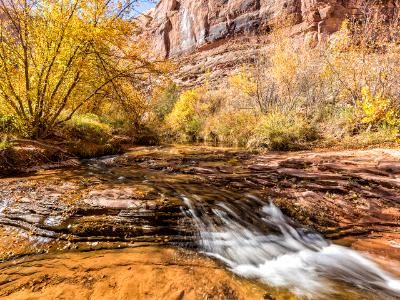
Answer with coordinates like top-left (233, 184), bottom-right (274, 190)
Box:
top-left (342, 126), bottom-right (399, 148)
top-left (249, 112), bottom-right (320, 150)
top-left (0, 114), bottom-right (16, 133)
top-left (65, 114), bottom-right (111, 144)
top-left (153, 83), bottom-right (180, 120)
top-left (315, 104), bottom-right (358, 140)
top-left (0, 136), bottom-right (13, 150)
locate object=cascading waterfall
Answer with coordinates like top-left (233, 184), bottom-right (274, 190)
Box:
top-left (182, 194), bottom-right (400, 299)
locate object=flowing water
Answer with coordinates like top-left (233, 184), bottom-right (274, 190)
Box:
top-left (1, 146), bottom-right (400, 299)
top-left (182, 194), bottom-right (400, 299)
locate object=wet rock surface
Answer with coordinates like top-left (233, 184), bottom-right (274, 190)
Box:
top-left (0, 145), bottom-right (400, 299)
top-left (0, 146), bottom-right (399, 262)
top-left (120, 146), bottom-right (400, 250)
top-left (0, 247), bottom-right (269, 300)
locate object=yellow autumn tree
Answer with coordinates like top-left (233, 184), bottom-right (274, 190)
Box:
top-left (165, 89), bottom-right (202, 141)
top-left (269, 31), bottom-right (300, 104)
top-left (0, 0), bottom-right (164, 138)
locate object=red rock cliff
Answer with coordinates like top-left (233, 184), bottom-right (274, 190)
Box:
top-left (138, 0), bottom-right (399, 85)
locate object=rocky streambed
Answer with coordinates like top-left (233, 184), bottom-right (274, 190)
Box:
top-left (0, 145), bottom-right (400, 299)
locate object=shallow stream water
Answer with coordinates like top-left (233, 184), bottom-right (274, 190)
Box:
top-left (1, 146), bottom-right (400, 299)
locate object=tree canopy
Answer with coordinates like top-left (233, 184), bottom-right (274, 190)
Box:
top-left (0, 0), bottom-right (165, 138)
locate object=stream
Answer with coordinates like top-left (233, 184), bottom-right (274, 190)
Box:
top-left (1, 146), bottom-right (400, 299)
top-left (183, 195), bottom-right (400, 298)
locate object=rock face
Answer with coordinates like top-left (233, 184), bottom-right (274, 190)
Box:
top-left (139, 0), bottom-right (399, 86)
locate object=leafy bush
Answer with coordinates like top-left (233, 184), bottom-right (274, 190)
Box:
top-left (229, 68), bottom-right (257, 97)
top-left (153, 83), bottom-right (180, 120)
top-left (0, 114), bottom-right (16, 133)
top-left (315, 103), bottom-right (358, 140)
top-left (202, 111), bottom-right (258, 147)
top-left (341, 126), bottom-right (399, 148)
top-left (165, 89), bottom-right (203, 142)
top-left (0, 136), bottom-right (13, 150)
top-left (65, 114), bottom-right (111, 144)
top-left (249, 112), bottom-right (320, 150)
top-left (134, 125), bottom-right (161, 146)
top-left (358, 86), bottom-right (398, 128)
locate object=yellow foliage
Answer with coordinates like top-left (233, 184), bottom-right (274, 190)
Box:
top-left (358, 87), bottom-right (398, 126)
top-left (330, 20), bottom-right (352, 52)
top-left (202, 111), bottom-right (258, 147)
top-left (269, 37), bottom-right (299, 87)
top-left (167, 90), bottom-right (199, 125)
top-left (165, 86), bottom-right (228, 142)
top-left (0, 0), bottom-right (166, 138)
top-left (165, 89), bottom-right (202, 141)
top-left (165, 15), bottom-right (400, 149)
top-left (229, 69), bottom-right (257, 97)
top-left (322, 18), bottom-right (400, 106)
top-left (151, 81), bottom-right (180, 120)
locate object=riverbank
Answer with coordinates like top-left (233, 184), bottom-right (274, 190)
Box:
top-left (0, 137), bottom-right (133, 175)
top-left (1, 137), bottom-right (399, 176)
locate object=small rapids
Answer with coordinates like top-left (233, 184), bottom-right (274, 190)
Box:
top-left (182, 194), bottom-right (400, 299)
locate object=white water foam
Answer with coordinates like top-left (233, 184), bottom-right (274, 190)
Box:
top-left (182, 195), bottom-right (400, 299)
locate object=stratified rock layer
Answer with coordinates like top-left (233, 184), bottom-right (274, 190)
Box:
top-left (1, 146), bottom-right (399, 262)
top-left (138, 0), bottom-right (399, 85)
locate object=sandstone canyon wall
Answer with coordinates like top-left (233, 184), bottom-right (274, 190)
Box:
top-left (138, 0), bottom-right (399, 86)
